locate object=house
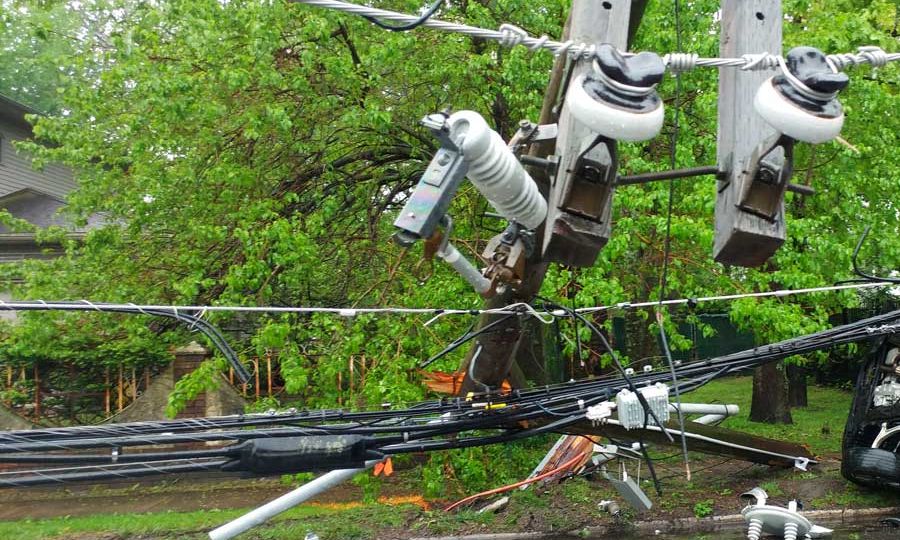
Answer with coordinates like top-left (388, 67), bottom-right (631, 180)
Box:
top-left (0, 93), bottom-right (80, 263)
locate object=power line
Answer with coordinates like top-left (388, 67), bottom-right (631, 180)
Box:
top-left (291, 0), bottom-right (900, 72)
top-left (0, 281), bottom-right (889, 322)
top-left (1, 307), bottom-right (896, 486)
top-left (658, 0), bottom-right (692, 482)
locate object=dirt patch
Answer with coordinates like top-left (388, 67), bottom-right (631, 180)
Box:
top-left (3, 457), bottom-right (900, 540)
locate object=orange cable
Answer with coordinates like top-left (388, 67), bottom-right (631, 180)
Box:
top-left (443, 453), bottom-right (585, 512)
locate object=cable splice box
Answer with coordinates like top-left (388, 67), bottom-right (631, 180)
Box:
top-left (227, 435), bottom-right (377, 474)
top-left (616, 383), bottom-right (669, 430)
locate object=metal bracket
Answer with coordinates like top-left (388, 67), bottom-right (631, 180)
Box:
top-left (736, 134), bottom-right (795, 223)
top-left (481, 222), bottom-right (534, 293)
top-left (509, 120), bottom-right (560, 177)
top-left (508, 120), bottom-right (558, 156)
top-left (392, 113), bottom-right (468, 247)
top-left (562, 135), bottom-right (618, 222)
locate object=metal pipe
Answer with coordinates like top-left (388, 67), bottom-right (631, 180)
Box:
top-left (616, 166), bottom-right (719, 185)
top-left (692, 414), bottom-right (727, 425)
top-left (616, 165), bottom-right (815, 196)
top-left (436, 242), bottom-right (493, 296)
top-left (669, 403), bottom-right (739, 416)
top-left (208, 460), bottom-right (378, 540)
top-left (786, 183), bottom-right (815, 196)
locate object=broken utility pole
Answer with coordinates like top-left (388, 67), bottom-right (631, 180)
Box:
top-left (458, 0), bottom-right (646, 394)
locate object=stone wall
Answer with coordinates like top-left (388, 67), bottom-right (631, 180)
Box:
top-left (109, 342), bottom-right (246, 423)
top-left (0, 404), bottom-right (32, 430)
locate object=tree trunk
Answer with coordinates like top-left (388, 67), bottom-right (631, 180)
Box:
top-left (749, 362), bottom-right (793, 424)
top-left (786, 363), bottom-right (808, 408)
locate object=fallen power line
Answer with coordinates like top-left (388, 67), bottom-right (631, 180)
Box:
top-left (0, 307), bottom-right (895, 487)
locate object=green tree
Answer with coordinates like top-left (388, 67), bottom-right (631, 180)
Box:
top-left (2, 0), bottom-right (898, 434)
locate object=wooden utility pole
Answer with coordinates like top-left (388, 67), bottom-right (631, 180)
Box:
top-left (458, 0), bottom-right (646, 393)
top-left (541, 0), bottom-right (634, 267)
top-left (714, 0), bottom-right (785, 266)
top-left (717, 0), bottom-right (793, 424)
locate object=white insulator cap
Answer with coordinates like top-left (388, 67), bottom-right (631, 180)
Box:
top-left (447, 111), bottom-right (547, 229)
top-left (754, 77), bottom-right (844, 144)
top-left (566, 74), bottom-right (664, 142)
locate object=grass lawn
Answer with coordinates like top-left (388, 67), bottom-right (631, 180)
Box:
top-left (683, 375), bottom-right (851, 455)
top-left (0, 504), bottom-right (420, 540)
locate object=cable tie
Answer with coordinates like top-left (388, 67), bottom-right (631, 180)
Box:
top-left (663, 52), bottom-right (698, 73)
top-left (80, 299), bottom-right (102, 311)
top-left (423, 311), bottom-right (450, 327)
top-left (554, 39), bottom-right (574, 58)
top-left (858, 45), bottom-right (889, 68)
top-left (187, 307), bottom-right (208, 331)
top-left (127, 302), bottom-right (149, 316)
top-left (777, 55), bottom-right (838, 101)
top-left (740, 52), bottom-right (780, 71)
top-left (497, 23), bottom-right (527, 48)
top-left (338, 308), bottom-right (357, 317)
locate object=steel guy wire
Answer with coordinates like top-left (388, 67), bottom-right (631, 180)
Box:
top-left (291, 0), bottom-right (900, 72)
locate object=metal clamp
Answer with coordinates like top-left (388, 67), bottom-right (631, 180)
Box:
top-left (735, 134), bottom-right (795, 222)
top-left (562, 135), bottom-right (618, 222)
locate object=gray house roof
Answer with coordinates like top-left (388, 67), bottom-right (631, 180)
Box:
top-left (0, 93), bottom-right (79, 262)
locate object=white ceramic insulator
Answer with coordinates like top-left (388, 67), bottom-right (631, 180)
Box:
top-left (783, 521), bottom-right (800, 540)
top-left (746, 518), bottom-right (763, 540)
top-left (565, 74), bottom-right (664, 142)
top-left (447, 111), bottom-right (547, 230)
top-left (754, 77), bottom-right (844, 144)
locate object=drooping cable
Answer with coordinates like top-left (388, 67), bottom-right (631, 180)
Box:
top-left (362, 0), bottom-right (444, 31)
top-left (0, 308), bottom-right (895, 487)
top-left (852, 226), bottom-right (900, 284)
top-left (535, 297), bottom-right (666, 495)
top-left (418, 313), bottom-right (516, 368)
top-left (655, 0), bottom-right (691, 481)
top-left (0, 301), bottom-right (250, 383)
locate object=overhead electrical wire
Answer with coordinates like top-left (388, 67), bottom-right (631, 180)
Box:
top-left (0, 301), bottom-right (250, 383)
top-left (0, 281), bottom-right (889, 321)
top-left (0, 0), bottom-right (894, 498)
top-left (852, 226), bottom-right (900, 284)
top-left (362, 0), bottom-right (444, 31)
top-left (289, 0), bottom-right (900, 72)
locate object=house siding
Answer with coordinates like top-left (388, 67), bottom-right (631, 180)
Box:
top-left (0, 122), bottom-right (75, 201)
